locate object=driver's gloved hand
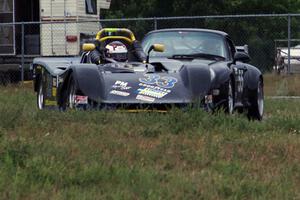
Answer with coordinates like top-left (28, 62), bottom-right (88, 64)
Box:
top-left (90, 50), bottom-right (101, 64)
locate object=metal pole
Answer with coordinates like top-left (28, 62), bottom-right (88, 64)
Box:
top-left (288, 15), bottom-right (291, 74)
top-left (64, 0), bottom-right (67, 54)
top-left (154, 17), bottom-right (157, 30)
top-left (50, 0), bottom-right (54, 55)
top-left (21, 22), bottom-right (25, 83)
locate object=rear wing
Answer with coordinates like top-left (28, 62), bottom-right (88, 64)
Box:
top-left (236, 45), bottom-right (249, 54)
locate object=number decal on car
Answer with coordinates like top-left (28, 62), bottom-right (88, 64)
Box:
top-left (157, 76), bottom-right (178, 88)
top-left (139, 75), bottom-right (178, 88)
top-left (139, 74), bottom-right (160, 85)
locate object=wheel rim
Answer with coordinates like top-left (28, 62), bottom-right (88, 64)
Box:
top-left (228, 81), bottom-right (234, 114)
top-left (257, 82), bottom-right (264, 117)
top-left (68, 83), bottom-right (76, 109)
top-left (38, 84), bottom-right (44, 110)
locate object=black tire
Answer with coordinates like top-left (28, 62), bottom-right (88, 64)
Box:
top-left (61, 75), bottom-right (81, 110)
top-left (248, 79), bottom-right (264, 121)
top-left (64, 76), bottom-right (77, 110)
top-left (37, 81), bottom-right (44, 110)
top-left (224, 79), bottom-right (234, 114)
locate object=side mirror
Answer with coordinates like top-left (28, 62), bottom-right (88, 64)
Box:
top-left (233, 52), bottom-right (250, 64)
top-left (146, 44), bottom-right (165, 63)
top-left (82, 43), bottom-right (96, 51)
top-left (152, 44), bottom-right (165, 52)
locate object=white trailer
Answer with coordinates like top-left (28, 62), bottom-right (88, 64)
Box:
top-left (0, 0), bottom-right (110, 82)
top-left (40, 0), bottom-right (111, 56)
top-left (0, 0), bottom-right (111, 56)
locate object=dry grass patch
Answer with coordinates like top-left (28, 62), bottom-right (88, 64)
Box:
top-left (264, 73), bottom-right (300, 96)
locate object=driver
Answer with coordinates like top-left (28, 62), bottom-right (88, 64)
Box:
top-left (89, 41), bottom-right (127, 64)
top-left (105, 41), bottom-right (128, 62)
top-left (89, 40), bottom-right (146, 64)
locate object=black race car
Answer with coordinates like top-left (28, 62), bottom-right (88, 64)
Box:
top-left (33, 28), bottom-right (264, 120)
top-left (141, 28), bottom-right (264, 120)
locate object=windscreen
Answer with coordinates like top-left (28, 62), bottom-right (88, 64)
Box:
top-left (142, 31), bottom-right (228, 59)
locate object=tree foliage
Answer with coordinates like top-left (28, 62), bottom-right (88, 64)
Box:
top-left (102, 0), bottom-right (300, 18)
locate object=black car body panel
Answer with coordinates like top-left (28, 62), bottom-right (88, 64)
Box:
top-left (33, 28), bottom-right (263, 119)
top-left (60, 63), bottom-right (215, 104)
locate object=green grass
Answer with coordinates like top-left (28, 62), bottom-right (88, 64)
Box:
top-left (0, 85), bottom-right (300, 199)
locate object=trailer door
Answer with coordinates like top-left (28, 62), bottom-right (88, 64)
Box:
top-left (0, 0), bottom-right (15, 55)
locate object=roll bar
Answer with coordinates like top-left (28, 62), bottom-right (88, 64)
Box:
top-left (95, 28), bottom-right (136, 44)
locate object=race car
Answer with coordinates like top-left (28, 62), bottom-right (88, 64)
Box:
top-left (141, 28), bottom-right (264, 120)
top-left (32, 28), bottom-right (264, 120)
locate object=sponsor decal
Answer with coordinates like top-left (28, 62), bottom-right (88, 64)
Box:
top-left (136, 94), bottom-right (155, 103)
top-left (139, 74), bottom-right (178, 89)
top-left (137, 87), bottom-right (169, 99)
top-left (52, 87), bottom-right (57, 97)
top-left (75, 95), bottom-right (88, 105)
top-left (110, 90), bottom-right (130, 97)
top-left (138, 83), bottom-right (171, 93)
top-left (112, 80), bottom-right (131, 90)
top-left (52, 78), bottom-right (57, 87)
top-left (136, 83), bottom-right (171, 100)
top-left (45, 100), bottom-right (57, 106)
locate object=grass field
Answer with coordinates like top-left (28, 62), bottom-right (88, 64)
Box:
top-left (264, 73), bottom-right (300, 96)
top-left (0, 74), bottom-right (300, 199)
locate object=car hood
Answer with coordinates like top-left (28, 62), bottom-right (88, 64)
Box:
top-left (149, 57), bottom-right (225, 72)
top-left (73, 63), bottom-right (214, 105)
top-left (89, 72), bottom-right (193, 104)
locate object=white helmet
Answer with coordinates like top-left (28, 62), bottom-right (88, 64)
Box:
top-left (105, 41), bottom-right (128, 62)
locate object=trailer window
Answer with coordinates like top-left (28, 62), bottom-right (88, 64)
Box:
top-left (85, 0), bottom-right (97, 15)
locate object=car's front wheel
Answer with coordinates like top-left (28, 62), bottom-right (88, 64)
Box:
top-left (248, 78), bottom-right (264, 120)
top-left (63, 76), bottom-right (78, 110)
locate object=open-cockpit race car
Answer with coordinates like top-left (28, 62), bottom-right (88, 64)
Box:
top-left (33, 28), bottom-right (264, 120)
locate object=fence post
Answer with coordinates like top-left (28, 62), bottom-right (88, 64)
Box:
top-left (154, 17), bottom-right (157, 30)
top-left (21, 22), bottom-right (25, 83)
top-left (287, 14), bottom-right (291, 74)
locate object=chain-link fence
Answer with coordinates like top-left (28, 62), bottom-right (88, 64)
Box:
top-left (1, 14), bottom-right (300, 84)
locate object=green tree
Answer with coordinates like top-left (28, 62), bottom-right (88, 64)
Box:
top-left (102, 0), bottom-right (300, 18)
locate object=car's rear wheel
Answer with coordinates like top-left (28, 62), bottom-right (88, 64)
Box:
top-left (224, 79), bottom-right (234, 114)
top-left (37, 82), bottom-right (44, 110)
top-left (248, 79), bottom-right (264, 120)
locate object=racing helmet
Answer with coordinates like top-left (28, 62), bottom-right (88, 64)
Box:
top-left (105, 41), bottom-right (128, 62)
